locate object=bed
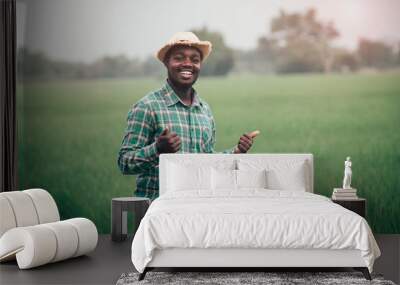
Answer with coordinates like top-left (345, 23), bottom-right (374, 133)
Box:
top-left (131, 154), bottom-right (380, 280)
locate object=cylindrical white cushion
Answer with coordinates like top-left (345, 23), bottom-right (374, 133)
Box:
top-left (0, 219), bottom-right (98, 269)
top-left (42, 221), bottom-right (79, 262)
top-left (0, 188), bottom-right (98, 269)
top-left (1, 192), bottom-right (39, 227)
top-left (0, 196), bottom-right (17, 237)
top-left (23, 189), bottom-right (60, 224)
top-left (0, 226), bottom-right (57, 269)
top-left (64, 218), bottom-right (98, 257)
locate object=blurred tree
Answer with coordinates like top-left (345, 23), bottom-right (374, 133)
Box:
top-left (17, 48), bottom-right (148, 80)
top-left (142, 56), bottom-right (164, 78)
top-left (90, 55), bottom-right (143, 78)
top-left (357, 38), bottom-right (397, 68)
top-left (398, 43), bottom-right (400, 65)
top-left (397, 42), bottom-right (400, 65)
top-left (332, 48), bottom-right (359, 72)
top-left (233, 48), bottom-right (274, 74)
top-left (253, 36), bottom-right (279, 72)
top-left (190, 27), bottom-right (234, 76)
top-left (17, 48), bottom-right (81, 80)
top-left (274, 36), bottom-right (324, 73)
top-left (17, 48), bottom-right (54, 79)
top-left (268, 8), bottom-right (339, 73)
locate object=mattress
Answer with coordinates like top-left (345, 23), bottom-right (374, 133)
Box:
top-left (131, 190), bottom-right (380, 273)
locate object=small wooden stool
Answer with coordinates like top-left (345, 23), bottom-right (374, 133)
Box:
top-left (111, 197), bottom-right (150, 242)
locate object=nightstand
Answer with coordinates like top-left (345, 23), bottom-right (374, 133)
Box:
top-left (332, 198), bottom-right (366, 218)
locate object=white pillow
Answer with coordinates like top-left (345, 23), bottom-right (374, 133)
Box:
top-left (236, 169), bottom-right (267, 189)
top-left (266, 167), bottom-right (306, 191)
top-left (238, 159), bottom-right (309, 191)
top-left (211, 168), bottom-right (237, 190)
top-left (167, 162), bottom-right (212, 191)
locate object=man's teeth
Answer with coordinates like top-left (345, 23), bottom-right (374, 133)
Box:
top-left (180, 71), bottom-right (193, 75)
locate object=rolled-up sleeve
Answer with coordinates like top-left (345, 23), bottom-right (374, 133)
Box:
top-left (118, 102), bottom-right (158, 175)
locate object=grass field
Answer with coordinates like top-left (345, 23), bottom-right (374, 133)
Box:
top-left (17, 72), bottom-right (400, 234)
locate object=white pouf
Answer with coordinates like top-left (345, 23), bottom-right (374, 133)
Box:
top-left (0, 189), bottom-right (98, 269)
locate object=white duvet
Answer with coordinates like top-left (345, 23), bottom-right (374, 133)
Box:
top-left (131, 190), bottom-right (380, 273)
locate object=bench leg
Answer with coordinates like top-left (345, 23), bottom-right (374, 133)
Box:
top-left (354, 267), bottom-right (371, 280)
top-left (138, 267), bottom-right (149, 281)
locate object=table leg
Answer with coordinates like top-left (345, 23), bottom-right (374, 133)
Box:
top-left (121, 210), bottom-right (127, 240)
top-left (111, 201), bottom-right (124, 241)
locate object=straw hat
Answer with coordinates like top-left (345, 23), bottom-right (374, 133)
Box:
top-left (156, 32), bottom-right (212, 63)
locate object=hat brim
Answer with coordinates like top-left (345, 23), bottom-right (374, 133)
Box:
top-left (156, 41), bottom-right (212, 63)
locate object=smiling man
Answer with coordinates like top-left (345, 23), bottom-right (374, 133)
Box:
top-left (118, 32), bottom-right (256, 199)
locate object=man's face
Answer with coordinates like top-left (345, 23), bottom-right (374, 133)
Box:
top-left (164, 45), bottom-right (202, 88)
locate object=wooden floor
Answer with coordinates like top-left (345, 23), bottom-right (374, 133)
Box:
top-left (0, 235), bottom-right (399, 285)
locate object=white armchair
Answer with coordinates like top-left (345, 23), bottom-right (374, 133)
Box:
top-left (0, 188), bottom-right (98, 269)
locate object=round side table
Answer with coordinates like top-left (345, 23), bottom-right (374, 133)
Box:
top-left (111, 197), bottom-right (151, 242)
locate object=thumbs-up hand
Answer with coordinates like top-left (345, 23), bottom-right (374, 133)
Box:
top-left (156, 128), bottom-right (181, 154)
top-left (234, 130), bottom-right (260, 154)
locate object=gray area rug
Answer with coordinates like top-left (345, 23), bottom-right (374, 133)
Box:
top-left (116, 271), bottom-right (396, 285)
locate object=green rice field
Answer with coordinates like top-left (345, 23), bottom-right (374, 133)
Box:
top-left (17, 72), bottom-right (400, 234)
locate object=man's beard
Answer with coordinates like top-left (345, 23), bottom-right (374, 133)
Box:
top-left (167, 70), bottom-right (199, 91)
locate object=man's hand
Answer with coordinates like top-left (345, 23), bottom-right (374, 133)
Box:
top-left (156, 128), bottom-right (181, 154)
top-left (234, 130), bottom-right (260, 154)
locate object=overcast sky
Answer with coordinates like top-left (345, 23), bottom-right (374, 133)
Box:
top-left (17, 0), bottom-right (400, 63)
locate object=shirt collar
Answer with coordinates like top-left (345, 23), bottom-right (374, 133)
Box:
top-left (162, 80), bottom-right (202, 108)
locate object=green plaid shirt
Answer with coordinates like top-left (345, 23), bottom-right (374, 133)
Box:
top-left (118, 81), bottom-right (234, 199)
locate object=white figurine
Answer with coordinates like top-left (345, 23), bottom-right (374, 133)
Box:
top-left (342, 156), bottom-right (352, 189)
